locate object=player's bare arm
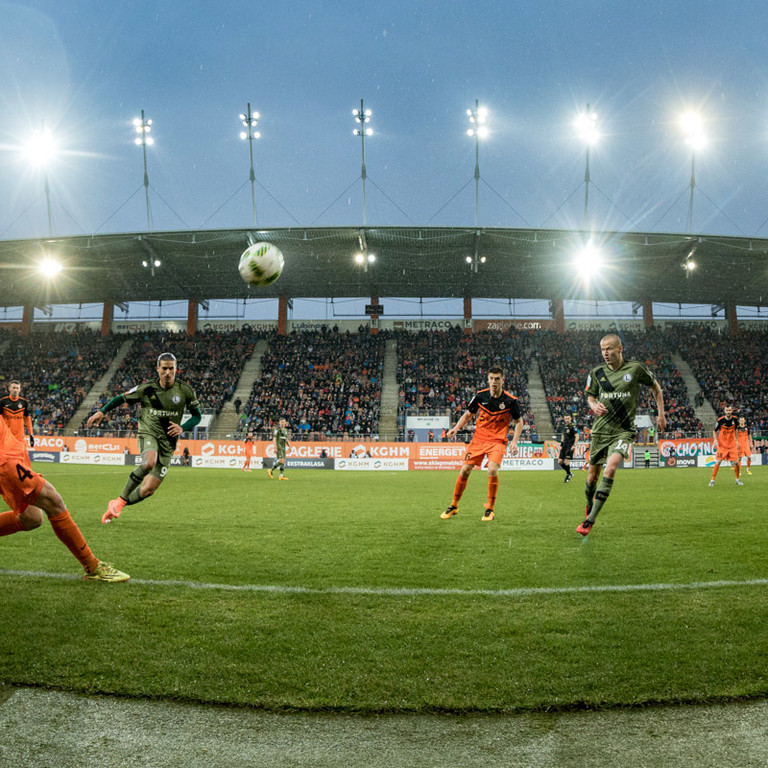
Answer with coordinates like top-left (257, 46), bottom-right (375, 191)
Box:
top-left (87, 410), bottom-right (105, 428)
top-left (507, 416), bottom-right (523, 456)
top-left (447, 410), bottom-right (472, 439)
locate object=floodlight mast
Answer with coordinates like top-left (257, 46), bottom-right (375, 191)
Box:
top-left (25, 122), bottom-right (56, 236)
top-left (576, 105), bottom-right (599, 230)
top-left (353, 99), bottom-right (372, 226)
top-left (680, 112), bottom-right (706, 233)
top-left (239, 103), bottom-right (261, 226)
top-left (133, 109), bottom-right (154, 231)
top-left (466, 99), bottom-right (487, 228)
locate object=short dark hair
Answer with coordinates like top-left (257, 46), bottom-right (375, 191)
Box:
top-left (488, 366), bottom-right (504, 377)
top-left (9, 380), bottom-right (20, 386)
top-left (156, 352), bottom-right (177, 366)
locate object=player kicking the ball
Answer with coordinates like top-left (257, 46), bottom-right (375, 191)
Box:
top-left (577, 334), bottom-right (666, 536)
top-left (441, 366), bottom-right (523, 521)
top-left (87, 352), bottom-right (201, 523)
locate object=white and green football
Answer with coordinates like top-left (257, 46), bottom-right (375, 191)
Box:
top-left (238, 242), bottom-right (284, 287)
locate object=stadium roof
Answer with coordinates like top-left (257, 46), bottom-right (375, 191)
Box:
top-left (1, 226), bottom-right (767, 307)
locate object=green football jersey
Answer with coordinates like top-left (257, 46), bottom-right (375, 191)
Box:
top-left (273, 426), bottom-right (290, 455)
top-left (585, 359), bottom-right (656, 434)
top-left (122, 378), bottom-right (200, 443)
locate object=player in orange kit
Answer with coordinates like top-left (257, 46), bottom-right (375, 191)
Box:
top-left (0, 403), bottom-right (128, 581)
top-left (710, 404), bottom-right (741, 486)
top-left (736, 415), bottom-right (754, 476)
top-left (0, 380), bottom-right (34, 447)
top-left (441, 366), bottom-right (523, 521)
top-left (242, 434), bottom-right (255, 471)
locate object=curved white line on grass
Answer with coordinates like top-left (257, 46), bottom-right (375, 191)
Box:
top-left (1, 569), bottom-right (768, 597)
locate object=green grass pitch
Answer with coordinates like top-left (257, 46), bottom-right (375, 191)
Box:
top-left (1, 463), bottom-right (767, 713)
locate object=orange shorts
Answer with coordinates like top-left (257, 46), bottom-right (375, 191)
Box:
top-left (738, 442), bottom-right (750, 457)
top-left (463, 439), bottom-right (506, 467)
top-left (0, 455), bottom-right (45, 515)
top-left (715, 445), bottom-right (739, 463)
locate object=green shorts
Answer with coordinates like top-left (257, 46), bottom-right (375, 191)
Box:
top-left (138, 434), bottom-right (175, 479)
top-left (589, 431), bottom-right (635, 467)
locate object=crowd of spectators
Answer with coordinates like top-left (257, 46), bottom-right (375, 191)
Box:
top-left (240, 326), bottom-right (384, 440)
top-left (83, 329), bottom-right (266, 436)
top-left (669, 325), bottom-right (768, 430)
top-left (535, 328), bottom-right (703, 437)
top-left (396, 327), bottom-right (536, 439)
top-left (9, 321), bottom-right (768, 443)
top-left (0, 330), bottom-right (125, 434)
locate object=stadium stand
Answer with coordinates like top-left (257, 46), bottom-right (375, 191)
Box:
top-left (0, 330), bottom-right (125, 435)
top-left (240, 327), bottom-right (385, 439)
top-left (669, 325), bottom-right (768, 429)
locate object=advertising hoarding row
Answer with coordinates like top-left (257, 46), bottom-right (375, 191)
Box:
top-left (30, 436), bottom-right (764, 470)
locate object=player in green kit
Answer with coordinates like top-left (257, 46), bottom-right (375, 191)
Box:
top-left (267, 417), bottom-right (290, 480)
top-left (576, 334), bottom-right (666, 536)
top-left (87, 353), bottom-right (202, 523)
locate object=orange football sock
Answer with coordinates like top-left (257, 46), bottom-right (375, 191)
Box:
top-left (711, 465), bottom-right (719, 480)
top-left (0, 510), bottom-right (23, 536)
top-left (48, 510), bottom-right (99, 572)
top-left (735, 463), bottom-right (741, 479)
top-left (452, 476), bottom-right (468, 506)
top-left (487, 476), bottom-right (499, 509)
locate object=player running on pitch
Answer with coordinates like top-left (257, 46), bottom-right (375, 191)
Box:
top-left (709, 404), bottom-right (741, 486)
top-left (737, 415), bottom-right (754, 476)
top-left (577, 334), bottom-right (666, 536)
top-left (0, 400), bottom-right (128, 581)
top-left (441, 366), bottom-right (523, 521)
top-left (87, 352), bottom-right (201, 523)
top-left (267, 418), bottom-right (290, 480)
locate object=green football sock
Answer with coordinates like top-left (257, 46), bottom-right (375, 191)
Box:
top-left (121, 469), bottom-right (148, 501)
top-left (586, 477), bottom-right (614, 523)
top-left (585, 481), bottom-right (597, 511)
top-left (125, 486), bottom-right (147, 506)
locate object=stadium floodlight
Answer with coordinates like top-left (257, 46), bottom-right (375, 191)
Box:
top-left (23, 126), bottom-right (57, 166)
top-left (354, 252), bottom-right (366, 265)
top-left (680, 111), bottom-right (706, 232)
top-left (23, 124), bottom-right (57, 236)
top-left (38, 257), bottom-right (62, 277)
top-left (466, 99), bottom-right (488, 227)
top-left (575, 105), bottom-right (599, 229)
top-left (576, 241), bottom-right (603, 284)
top-left (134, 109), bottom-right (154, 231)
top-left (239, 103), bottom-right (261, 226)
top-left (352, 99), bottom-right (372, 226)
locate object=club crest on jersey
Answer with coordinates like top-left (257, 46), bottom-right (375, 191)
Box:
top-left (623, 374), bottom-right (632, 382)
top-left (172, 395), bottom-right (180, 403)
top-left (499, 403), bottom-right (505, 409)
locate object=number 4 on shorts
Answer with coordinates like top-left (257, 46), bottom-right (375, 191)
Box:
top-left (16, 463), bottom-right (33, 482)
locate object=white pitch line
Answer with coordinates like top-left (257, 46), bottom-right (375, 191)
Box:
top-left (1, 568), bottom-right (768, 598)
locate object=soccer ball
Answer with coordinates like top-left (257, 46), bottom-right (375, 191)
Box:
top-left (238, 242), bottom-right (284, 287)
